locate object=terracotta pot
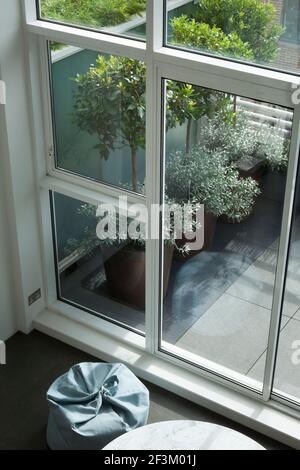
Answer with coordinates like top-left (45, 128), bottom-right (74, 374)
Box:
top-left (104, 245), bottom-right (174, 310)
top-left (174, 212), bottom-right (217, 262)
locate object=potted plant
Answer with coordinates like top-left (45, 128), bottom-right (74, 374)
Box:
top-left (102, 240), bottom-right (174, 311)
top-left (99, 209), bottom-right (178, 310)
top-left (73, 55), bottom-right (146, 192)
top-left (65, 202), bottom-right (193, 310)
top-left (73, 54), bottom-right (230, 190)
top-left (198, 114), bottom-right (289, 181)
top-left (165, 144), bottom-right (260, 258)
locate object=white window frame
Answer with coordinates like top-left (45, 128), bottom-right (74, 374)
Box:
top-left (22, 0), bottom-right (300, 446)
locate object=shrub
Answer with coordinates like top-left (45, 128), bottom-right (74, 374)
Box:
top-left (171, 16), bottom-right (254, 60)
top-left (41, 0), bottom-right (146, 28)
top-left (193, 0), bottom-right (283, 62)
top-left (166, 146), bottom-right (260, 222)
top-left (198, 114), bottom-right (289, 170)
top-left (65, 198), bottom-right (193, 256)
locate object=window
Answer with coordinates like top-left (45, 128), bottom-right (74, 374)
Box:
top-left (24, 0), bottom-right (300, 425)
top-left (38, 0), bottom-right (147, 40)
top-left (52, 192), bottom-right (145, 333)
top-left (272, 160), bottom-right (300, 405)
top-left (282, 0), bottom-right (300, 44)
top-left (49, 43), bottom-right (146, 194)
top-left (161, 79), bottom-right (292, 389)
top-left (165, 0), bottom-right (300, 74)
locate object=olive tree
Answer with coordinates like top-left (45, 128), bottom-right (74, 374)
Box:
top-left (168, 19), bottom-right (253, 155)
top-left (74, 56), bottom-right (146, 192)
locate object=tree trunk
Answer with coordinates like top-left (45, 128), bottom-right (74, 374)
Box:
top-left (186, 118), bottom-right (192, 156)
top-left (233, 95), bottom-right (237, 126)
top-left (131, 146), bottom-right (138, 192)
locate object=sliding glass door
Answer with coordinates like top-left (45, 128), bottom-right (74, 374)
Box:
top-left (160, 79), bottom-right (293, 390)
top-left (273, 163), bottom-right (300, 405)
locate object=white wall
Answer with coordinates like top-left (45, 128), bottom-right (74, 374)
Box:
top-left (0, 0), bottom-right (46, 339)
top-left (0, 117), bottom-right (17, 340)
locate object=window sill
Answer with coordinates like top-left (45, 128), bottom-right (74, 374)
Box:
top-left (34, 307), bottom-right (300, 449)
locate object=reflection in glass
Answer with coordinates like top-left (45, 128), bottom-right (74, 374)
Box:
top-left (50, 43), bottom-right (146, 194)
top-left (52, 192), bottom-right (145, 333)
top-left (165, 0), bottom-right (300, 74)
top-left (40, 0), bottom-right (147, 40)
top-left (161, 78), bottom-right (292, 388)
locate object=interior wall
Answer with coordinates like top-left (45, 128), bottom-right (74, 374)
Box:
top-left (0, 0), bottom-right (46, 338)
top-left (0, 110), bottom-right (17, 341)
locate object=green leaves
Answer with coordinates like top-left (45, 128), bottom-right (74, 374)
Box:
top-left (171, 16), bottom-right (254, 60)
top-left (192, 0), bottom-right (283, 62)
top-left (167, 80), bottom-right (230, 127)
top-left (41, 0), bottom-right (146, 29)
top-left (73, 55), bottom-right (146, 154)
top-left (73, 55), bottom-right (146, 190)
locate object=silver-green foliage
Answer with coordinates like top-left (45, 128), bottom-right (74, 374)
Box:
top-left (166, 146), bottom-right (260, 222)
top-left (198, 114), bottom-right (289, 171)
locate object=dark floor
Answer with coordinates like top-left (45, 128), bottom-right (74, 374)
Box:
top-left (0, 331), bottom-right (291, 450)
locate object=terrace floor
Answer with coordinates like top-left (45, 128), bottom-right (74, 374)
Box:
top-left (163, 172), bottom-right (300, 396)
top-left (171, 217), bottom-right (300, 395)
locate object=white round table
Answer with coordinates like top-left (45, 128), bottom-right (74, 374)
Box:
top-left (103, 420), bottom-right (265, 451)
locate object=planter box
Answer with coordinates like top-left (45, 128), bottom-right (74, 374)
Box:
top-left (104, 244), bottom-right (174, 310)
top-left (236, 155), bottom-right (266, 182)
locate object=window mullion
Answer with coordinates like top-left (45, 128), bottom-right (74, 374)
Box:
top-left (40, 175), bottom-right (145, 208)
top-left (23, 0), bottom-right (38, 23)
top-left (153, 48), bottom-right (299, 109)
top-left (26, 20), bottom-right (146, 61)
top-left (145, 0), bottom-right (164, 353)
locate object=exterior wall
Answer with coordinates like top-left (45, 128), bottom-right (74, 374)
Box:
top-left (265, 0), bottom-right (300, 72)
top-left (270, 0), bottom-right (284, 21)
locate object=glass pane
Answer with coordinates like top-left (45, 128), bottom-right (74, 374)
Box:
top-left (50, 43), bottom-right (146, 194)
top-left (272, 162), bottom-right (300, 404)
top-left (165, 0), bottom-right (300, 74)
top-left (52, 192), bottom-right (145, 334)
top-left (39, 0), bottom-right (147, 40)
top-left (161, 78), bottom-right (293, 389)
top-left (282, 0), bottom-right (300, 44)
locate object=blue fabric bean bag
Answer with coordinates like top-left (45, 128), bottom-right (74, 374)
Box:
top-left (46, 362), bottom-right (149, 450)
